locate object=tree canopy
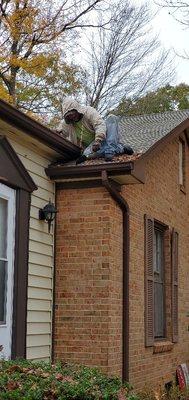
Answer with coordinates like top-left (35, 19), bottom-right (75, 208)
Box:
top-left (113, 84), bottom-right (189, 116)
top-left (0, 0), bottom-right (176, 124)
top-left (0, 0), bottom-right (103, 121)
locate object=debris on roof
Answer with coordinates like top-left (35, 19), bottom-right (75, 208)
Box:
top-left (50, 151), bottom-right (143, 169)
top-left (81, 151), bottom-right (143, 166)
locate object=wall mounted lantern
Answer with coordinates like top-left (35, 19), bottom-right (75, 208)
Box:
top-left (39, 200), bottom-right (57, 233)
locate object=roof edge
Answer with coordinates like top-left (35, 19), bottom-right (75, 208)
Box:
top-left (0, 99), bottom-right (80, 158)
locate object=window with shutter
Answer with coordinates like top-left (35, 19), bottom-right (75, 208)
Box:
top-left (144, 215), bottom-right (154, 347)
top-left (144, 216), bottom-right (179, 346)
top-left (179, 139), bottom-right (185, 189)
top-left (172, 229), bottom-right (179, 343)
top-left (154, 227), bottom-right (165, 339)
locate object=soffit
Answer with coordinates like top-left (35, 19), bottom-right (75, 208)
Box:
top-left (0, 119), bottom-right (59, 159)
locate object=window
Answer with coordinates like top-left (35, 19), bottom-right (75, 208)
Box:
top-left (0, 136), bottom-right (37, 358)
top-left (153, 225), bottom-right (165, 339)
top-left (179, 139), bottom-right (185, 188)
top-left (0, 197), bottom-right (8, 324)
top-left (144, 215), bottom-right (178, 347)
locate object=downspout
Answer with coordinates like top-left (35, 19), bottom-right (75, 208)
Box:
top-left (101, 170), bottom-right (130, 383)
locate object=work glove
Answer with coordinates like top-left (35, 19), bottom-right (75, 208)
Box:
top-left (92, 140), bottom-right (101, 152)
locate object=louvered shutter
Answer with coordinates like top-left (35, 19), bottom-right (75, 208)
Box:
top-left (164, 227), bottom-right (172, 339)
top-left (144, 215), bottom-right (154, 347)
top-left (171, 229), bottom-right (179, 343)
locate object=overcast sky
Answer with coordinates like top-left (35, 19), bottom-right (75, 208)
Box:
top-left (148, 1), bottom-right (189, 84)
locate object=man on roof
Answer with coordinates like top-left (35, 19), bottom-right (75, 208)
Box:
top-left (61, 97), bottom-right (134, 164)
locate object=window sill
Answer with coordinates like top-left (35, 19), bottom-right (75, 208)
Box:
top-left (153, 341), bottom-right (174, 354)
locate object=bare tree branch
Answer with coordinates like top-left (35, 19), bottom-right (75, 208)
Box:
top-left (80, 1), bottom-right (175, 114)
top-left (156, 0), bottom-right (189, 27)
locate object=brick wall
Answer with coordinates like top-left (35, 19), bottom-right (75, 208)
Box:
top-left (54, 134), bottom-right (189, 388)
top-left (125, 135), bottom-right (189, 388)
top-left (54, 187), bottom-right (123, 376)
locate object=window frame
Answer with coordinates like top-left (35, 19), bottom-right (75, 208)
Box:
top-left (144, 215), bottom-right (178, 348)
top-left (0, 136), bottom-right (36, 358)
top-left (179, 138), bottom-right (186, 191)
top-left (0, 196), bottom-right (9, 325)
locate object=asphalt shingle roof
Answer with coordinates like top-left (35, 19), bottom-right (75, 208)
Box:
top-left (118, 109), bottom-right (189, 153)
top-left (51, 109), bottom-right (189, 168)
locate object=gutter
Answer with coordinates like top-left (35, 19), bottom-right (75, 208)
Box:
top-left (46, 161), bottom-right (134, 180)
top-left (101, 170), bottom-right (129, 383)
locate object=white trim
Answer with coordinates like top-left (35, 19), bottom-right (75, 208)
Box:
top-left (0, 183), bottom-right (16, 359)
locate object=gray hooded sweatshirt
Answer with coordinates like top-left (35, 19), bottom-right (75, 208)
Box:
top-left (61, 97), bottom-right (106, 146)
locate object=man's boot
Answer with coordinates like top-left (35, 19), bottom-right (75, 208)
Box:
top-left (105, 153), bottom-right (113, 162)
top-left (76, 151), bottom-right (100, 164)
top-left (124, 145), bottom-right (134, 155)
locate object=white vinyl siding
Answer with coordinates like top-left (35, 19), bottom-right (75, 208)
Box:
top-left (5, 133), bottom-right (56, 362)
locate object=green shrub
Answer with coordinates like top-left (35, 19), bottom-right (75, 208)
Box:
top-left (1, 359), bottom-right (188, 400)
top-left (0, 359), bottom-right (134, 400)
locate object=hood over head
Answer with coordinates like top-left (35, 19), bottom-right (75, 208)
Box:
top-left (62, 97), bottom-right (86, 117)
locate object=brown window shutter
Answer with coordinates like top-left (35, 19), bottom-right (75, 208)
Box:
top-left (163, 227), bottom-right (172, 340)
top-left (144, 215), bottom-right (154, 346)
top-left (171, 229), bottom-right (179, 343)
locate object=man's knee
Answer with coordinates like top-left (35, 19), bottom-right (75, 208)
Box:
top-left (106, 114), bottom-right (119, 125)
